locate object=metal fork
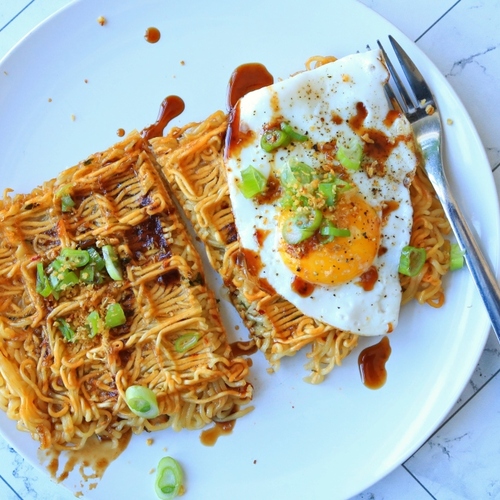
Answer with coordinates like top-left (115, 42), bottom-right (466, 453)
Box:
top-left (378, 36), bottom-right (500, 343)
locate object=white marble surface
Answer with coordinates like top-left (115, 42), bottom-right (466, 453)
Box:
top-left (0, 1), bottom-right (499, 499)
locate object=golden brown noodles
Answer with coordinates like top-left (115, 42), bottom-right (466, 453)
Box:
top-left (0, 131), bottom-right (252, 451)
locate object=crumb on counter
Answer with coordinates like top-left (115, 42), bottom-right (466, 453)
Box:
top-left (146, 438), bottom-right (154, 446)
top-left (180, 60), bottom-right (185, 66)
top-left (149, 468), bottom-right (155, 474)
top-left (48, 98), bottom-right (52, 103)
top-left (71, 114), bottom-right (76, 121)
top-left (97, 16), bottom-right (106, 26)
top-left (447, 118), bottom-right (454, 125)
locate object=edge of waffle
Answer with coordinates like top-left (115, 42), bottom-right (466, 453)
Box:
top-left (0, 131), bottom-right (252, 450)
top-left (150, 111), bottom-right (359, 384)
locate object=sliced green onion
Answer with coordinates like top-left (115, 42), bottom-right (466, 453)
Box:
top-left (80, 263), bottom-right (95, 283)
top-left (260, 129), bottom-right (291, 152)
top-left (102, 245), bottom-right (123, 280)
top-left (238, 165), bottom-right (267, 199)
top-left (450, 243), bottom-right (465, 271)
top-left (60, 248), bottom-right (90, 268)
top-left (36, 262), bottom-right (53, 297)
top-left (56, 318), bottom-right (75, 342)
top-left (282, 209), bottom-right (323, 245)
top-left (335, 177), bottom-right (353, 193)
top-left (55, 184), bottom-right (76, 212)
top-left (105, 303), bottom-right (126, 328)
top-left (86, 310), bottom-right (101, 338)
top-left (280, 159), bottom-right (315, 188)
top-left (399, 245), bottom-right (427, 277)
top-left (88, 247), bottom-right (106, 271)
top-left (174, 332), bottom-right (200, 353)
top-left (331, 227), bottom-right (351, 237)
top-left (53, 270), bottom-right (79, 291)
top-left (337, 137), bottom-right (363, 170)
top-left (318, 182), bottom-right (336, 207)
top-left (61, 194), bottom-right (75, 212)
top-left (319, 220), bottom-right (351, 243)
top-left (155, 456), bottom-right (184, 500)
top-left (125, 385), bottom-right (160, 419)
top-left (280, 122), bottom-right (308, 142)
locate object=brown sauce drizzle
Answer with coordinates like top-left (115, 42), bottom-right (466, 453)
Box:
top-left (348, 101), bottom-right (409, 170)
top-left (383, 109), bottom-right (400, 127)
top-left (358, 265), bottom-right (378, 291)
top-left (349, 102), bottom-right (368, 130)
top-left (225, 102), bottom-right (255, 158)
top-left (254, 228), bottom-right (271, 247)
top-left (227, 63), bottom-right (274, 110)
top-left (225, 63), bottom-right (274, 158)
top-left (255, 173), bottom-right (282, 205)
top-left (291, 276), bottom-right (315, 297)
top-left (125, 215), bottom-right (171, 261)
top-left (381, 200), bottom-right (400, 223)
top-left (39, 431), bottom-right (132, 484)
top-left (240, 248), bottom-right (262, 277)
top-left (141, 95), bottom-right (185, 140)
top-left (144, 27), bottom-right (161, 43)
top-left (235, 249), bottom-right (276, 295)
top-left (230, 340), bottom-right (258, 357)
top-left (200, 420), bottom-right (236, 446)
top-left (331, 112), bottom-right (344, 125)
top-left (358, 336), bottom-right (391, 389)
top-left (258, 277), bottom-right (277, 295)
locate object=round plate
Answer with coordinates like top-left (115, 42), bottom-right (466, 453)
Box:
top-left (0, 1), bottom-right (498, 498)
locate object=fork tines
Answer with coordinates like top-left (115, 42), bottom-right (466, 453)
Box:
top-left (377, 36), bottom-right (436, 117)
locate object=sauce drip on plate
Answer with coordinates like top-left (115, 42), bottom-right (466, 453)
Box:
top-left (200, 420), bottom-right (236, 446)
top-left (141, 95), bottom-right (185, 140)
top-left (226, 62), bottom-right (274, 110)
top-left (358, 336), bottom-right (391, 389)
top-left (144, 27), bottom-right (161, 43)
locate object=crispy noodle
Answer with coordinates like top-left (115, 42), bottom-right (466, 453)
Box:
top-left (151, 104), bottom-right (451, 385)
top-left (0, 132), bottom-right (252, 451)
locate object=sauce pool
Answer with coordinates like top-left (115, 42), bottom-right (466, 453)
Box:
top-left (358, 336), bottom-right (392, 389)
top-left (200, 420), bottom-right (236, 446)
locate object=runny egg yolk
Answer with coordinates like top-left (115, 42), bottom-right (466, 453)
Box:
top-left (279, 193), bottom-right (381, 286)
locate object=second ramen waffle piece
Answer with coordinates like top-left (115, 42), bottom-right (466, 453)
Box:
top-left (150, 111), bottom-right (358, 384)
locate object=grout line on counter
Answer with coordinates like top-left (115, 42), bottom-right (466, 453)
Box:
top-left (0, 474), bottom-right (22, 500)
top-left (415, 0), bottom-right (462, 42)
top-left (402, 464), bottom-right (438, 499)
top-left (0, 1), bottom-right (35, 33)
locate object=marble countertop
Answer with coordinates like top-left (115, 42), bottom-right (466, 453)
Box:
top-left (0, 1), bottom-right (499, 499)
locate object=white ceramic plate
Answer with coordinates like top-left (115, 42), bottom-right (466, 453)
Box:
top-left (0, 1), bottom-right (498, 499)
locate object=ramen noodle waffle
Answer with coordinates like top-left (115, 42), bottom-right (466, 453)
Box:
top-left (0, 131), bottom-right (252, 451)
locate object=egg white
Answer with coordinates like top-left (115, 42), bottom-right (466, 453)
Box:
top-left (225, 50), bottom-right (418, 336)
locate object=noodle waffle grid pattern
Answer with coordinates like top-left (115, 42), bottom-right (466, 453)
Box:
top-left (0, 132), bottom-right (251, 451)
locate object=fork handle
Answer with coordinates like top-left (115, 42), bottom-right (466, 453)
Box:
top-left (416, 118), bottom-right (500, 343)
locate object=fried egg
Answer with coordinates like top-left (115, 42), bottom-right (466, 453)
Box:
top-left (224, 50), bottom-right (418, 336)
